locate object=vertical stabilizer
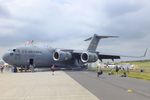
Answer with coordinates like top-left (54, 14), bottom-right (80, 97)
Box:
top-left (84, 34), bottom-right (118, 52)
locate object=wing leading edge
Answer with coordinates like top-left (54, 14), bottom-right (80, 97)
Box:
top-left (98, 54), bottom-right (120, 61)
top-left (72, 50), bottom-right (120, 62)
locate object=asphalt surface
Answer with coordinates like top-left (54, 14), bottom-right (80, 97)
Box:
top-left (66, 71), bottom-right (150, 100)
top-left (0, 71), bottom-right (99, 100)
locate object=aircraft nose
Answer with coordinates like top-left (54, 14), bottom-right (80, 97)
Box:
top-left (2, 53), bottom-right (9, 62)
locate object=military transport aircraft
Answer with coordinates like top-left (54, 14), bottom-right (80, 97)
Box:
top-left (2, 34), bottom-right (145, 72)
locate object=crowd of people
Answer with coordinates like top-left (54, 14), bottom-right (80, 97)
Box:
top-left (96, 64), bottom-right (130, 78)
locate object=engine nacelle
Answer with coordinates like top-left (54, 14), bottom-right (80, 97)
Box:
top-left (53, 50), bottom-right (72, 61)
top-left (81, 52), bottom-right (98, 63)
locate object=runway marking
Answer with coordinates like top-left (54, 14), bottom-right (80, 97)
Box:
top-left (127, 89), bottom-right (133, 93)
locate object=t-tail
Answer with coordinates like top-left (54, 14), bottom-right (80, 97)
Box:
top-left (85, 34), bottom-right (118, 52)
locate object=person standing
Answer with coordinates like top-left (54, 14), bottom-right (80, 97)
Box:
top-left (29, 64), bottom-right (34, 72)
top-left (97, 64), bottom-right (103, 77)
top-left (0, 66), bottom-right (4, 73)
top-left (115, 65), bottom-right (119, 75)
top-left (51, 65), bottom-right (55, 75)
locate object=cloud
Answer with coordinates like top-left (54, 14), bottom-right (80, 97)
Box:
top-left (0, 5), bottom-right (10, 17)
top-left (0, 0), bottom-right (150, 60)
top-left (101, 0), bottom-right (142, 18)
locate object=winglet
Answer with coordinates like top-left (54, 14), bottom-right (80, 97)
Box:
top-left (121, 48), bottom-right (148, 58)
top-left (143, 48), bottom-right (148, 57)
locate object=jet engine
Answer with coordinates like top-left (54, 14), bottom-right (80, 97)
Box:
top-left (81, 52), bottom-right (98, 63)
top-left (53, 50), bottom-right (72, 61)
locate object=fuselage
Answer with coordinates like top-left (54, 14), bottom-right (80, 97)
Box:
top-left (2, 46), bottom-right (77, 69)
top-left (3, 46), bottom-right (54, 68)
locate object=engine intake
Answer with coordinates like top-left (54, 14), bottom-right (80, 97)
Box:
top-left (53, 50), bottom-right (72, 61)
top-left (81, 52), bottom-right (98, 63)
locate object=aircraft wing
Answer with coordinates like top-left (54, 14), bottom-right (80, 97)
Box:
top-left (53, 48), bottom-right (147, 63)
top-left (97, 48), bottom-right (148, 60)
top-left (72, 50), bottom-right (120, 61)
top-left (98, 54), bottom-right (120, 61)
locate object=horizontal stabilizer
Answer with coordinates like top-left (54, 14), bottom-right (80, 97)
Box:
top-left (84, 34), bottom-right (118, 41)
top-left (84, 37), bottom-right (92, 41)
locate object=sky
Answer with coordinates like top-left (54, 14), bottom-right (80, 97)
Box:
top-left (0, 0), bottom-right (150, 61)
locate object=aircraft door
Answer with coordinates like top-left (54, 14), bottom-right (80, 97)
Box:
top-left (29, 59), bottom-right (34, 65)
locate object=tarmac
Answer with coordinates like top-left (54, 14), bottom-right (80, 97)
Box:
top-left (66, 71), bottom-right (150, 100)
top-left (0, 71), bottom-right (99, 100)
top-left (0, 70), bottom-right (150, 100)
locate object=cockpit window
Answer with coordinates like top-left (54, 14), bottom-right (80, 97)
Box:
top-left (13, 49), bottom-right (16, 52)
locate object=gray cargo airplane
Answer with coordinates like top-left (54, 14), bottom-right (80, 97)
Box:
top-left (2, 34), bottom-right (121, 72)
